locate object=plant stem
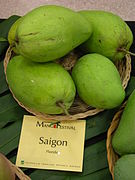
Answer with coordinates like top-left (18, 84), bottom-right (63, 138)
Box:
top-left (57, 101), bottom-right (70, 116)
top-left (119, 48), bottom-right (135, 56)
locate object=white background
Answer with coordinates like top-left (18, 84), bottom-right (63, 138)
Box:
top-left (0, 0), bottom-right (134, 20)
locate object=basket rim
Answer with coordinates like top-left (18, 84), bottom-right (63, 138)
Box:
top-left (106, 102), bottom-right (126, 179)
top-left (8, 159), bottom-right (31, 180)
top-left (4, 47), bottom-right (131, 120)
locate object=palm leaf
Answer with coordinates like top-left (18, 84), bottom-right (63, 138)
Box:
top-left (0, 61), bottom-right (8, 94)
top-left (0, 37), bottom-right (8, 42)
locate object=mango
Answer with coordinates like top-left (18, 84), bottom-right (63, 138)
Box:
top-left (112, 90), bottom-right (135, 155)
top-left (8, 17), bottom-right (22, 54)
top-left (0, 153), bottom-right (15, 180)
top-left (114, 154), bottom-right (135, 180)
top-left (79, 10), bottom-right (133, 62)
top-left (72, 53), bottom-right (125, 109)
top-left (15, 5), bottom-right (92, 62)
top-left (6, 55), bottom-right (76, 115)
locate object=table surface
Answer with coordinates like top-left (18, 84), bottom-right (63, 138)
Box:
top-left (0, 0), bottom-right (135, 20)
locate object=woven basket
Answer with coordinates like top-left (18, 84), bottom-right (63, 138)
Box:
top-left (9, 160), bottom-right (31, 180)
top-left (4, 47), bottom-right (131, 120)
top-left (106, 102), bottom-right (126, 180)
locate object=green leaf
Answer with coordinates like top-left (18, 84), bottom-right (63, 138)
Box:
top-left (0, 120), bottom-right (22, 155)
top-left (29, 166), bottom-right (111, 180)
top-left (0, 37), bottom-right (8, 42)
top-left (83, 140), bottom-right (108, 175)
top-left (0, 93), bottom-right (18, 112)
top-left (70, 168), bottom-right (111, 180)
top-left (0, 15), bottom-right (20, 38)
top-left (30, 173), bottom-right (70, 180)
top-left (9, 155), bottom-right (16, 164)
top-left (0, 93), bottom-right (28, 128)
top-left (85, 109), bottom-right (117, 140)
top-left (0, 61), bottom-right (8, 94)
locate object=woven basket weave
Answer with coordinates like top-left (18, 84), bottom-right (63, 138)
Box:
top-left (106, 102), bottom-right (126, 180)
top-left (4, 47), bottom-right (131, 120)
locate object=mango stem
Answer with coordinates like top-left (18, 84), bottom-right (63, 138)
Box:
top-left (57, 101), bottom-right (70, 116)
top-left (119, 48), bottom-right (135, 56)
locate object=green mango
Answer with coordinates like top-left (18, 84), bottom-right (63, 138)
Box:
top-left (0, 153), bottom-right (15, 180)
top-left (0, 15), bottom-right (20, 56)
top-left (6, 55), bottom-right (76, 115)
top-left (112, 90), bottom-right (135, 155)
top-left (79, 10), bottom-right (133, 62)
top-left (8, 17), bottom-right (22, 54)
top-left (15, 5), bottom-right (92, 62)
top-left (114, 154), bottom-right (135, 180)
top-left (72, 53), bottom-right (125, 109)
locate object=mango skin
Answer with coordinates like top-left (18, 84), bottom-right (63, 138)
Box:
top-left (79, 10), bottom-right (133, 62)
top-left (6, 55), bottom-right (76, 114)
top-left (8, 17), bottom-right (22, 54)
top-left (0, 153), bottom-right (15, 180)
top-left (72, 53), bottom-right (125, 109)
top-left (114, 154), bottom-right (135, 180)
top-left (112, 90), bottom-right (135, 155)
top-left (15, 5), bottom-right (92, 62)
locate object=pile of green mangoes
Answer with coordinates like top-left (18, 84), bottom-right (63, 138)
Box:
top-left (112, 90), bottom-right (135, 179)
top-left (6, 5), bottom-right (133, 115)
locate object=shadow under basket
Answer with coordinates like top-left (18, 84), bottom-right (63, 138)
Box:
top-left (4, 47), bottom-right (131, 120)
top-left (106, 102), bottom-right (126, 180)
